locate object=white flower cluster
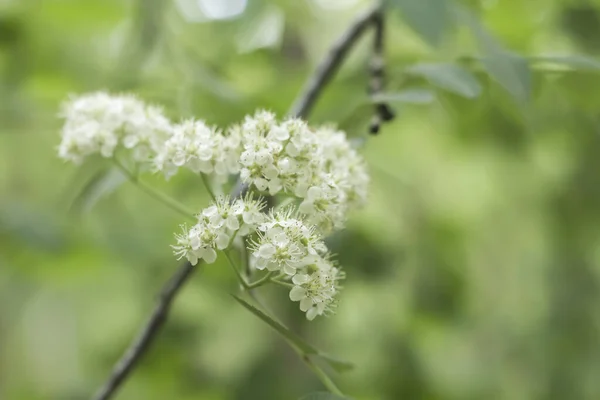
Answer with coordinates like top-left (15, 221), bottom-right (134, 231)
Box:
top-left (58, 92), bottom-right (171, 164)
top-left (154, 120), bottom-right (242, 181)
top-left (58, 92), bottom-right (369, 320)
top-left (250, 209), bottom-right (343, 320)
top-left (239, 111), bottom-right (369, 230)
top-left (173, 195), bottom-right (266, 265)
top-left (290, 264), bottom-right (345, 320)
top-left (314, 126), bottom-right (369, 209)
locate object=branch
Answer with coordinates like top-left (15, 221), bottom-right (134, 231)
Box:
top-left (288, 4), bottom-right (380, 119)
top-left (91, 4), bottom-right (382, 400)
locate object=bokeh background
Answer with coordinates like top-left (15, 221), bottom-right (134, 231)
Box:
top-left (3, 0), bottom-right (600, 399)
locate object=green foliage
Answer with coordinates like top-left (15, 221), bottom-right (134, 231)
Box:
top-left (390, 0), bottom-right (452, 47)
top-left (4, 0), bottom-right (600, 399)
top-left (405, 63), bottom-right (481, 98)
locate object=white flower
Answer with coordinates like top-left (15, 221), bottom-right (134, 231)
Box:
top-left (154, 119), bottom-right (242, 181)
top-left (232, 193), bottom-right (266, 235)
top-left (236, 112), bottom-right (368, 231)
top-left (314, 126), bottom-right (369, 209)
top-left (239, 111), bottom-right (317, 196)
top-left (172, 224), bottom-right (219, 265)
top-left (250, 209), bottom-right (326, 276)
top-left (172, 195), bottom-right (265, 265)
top-left (289, 262), bottom-right (344, 320)
top-left (58, 91), bottom-right (172, 164)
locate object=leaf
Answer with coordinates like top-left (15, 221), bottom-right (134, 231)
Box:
top-left (406, 63), bottom-right (482, 98)
top-left (298, 392), bottom-right (350, 400)
top-left (456, 6), bottom-right (531, 102)
top-left (371, 89), bottom-right (436, 104)
top-left (0, 203), bottom-right (65, 252)
top-left (482, 51), bottom-right (531, 102)
top-left (390, 0), bottom-right (451, 47)
top-left (531, 55), bottom-right (600, 71)
top-left (232, 295), bottom-right (354, 373)
top-left (70, 167), bottom-right (127, 214)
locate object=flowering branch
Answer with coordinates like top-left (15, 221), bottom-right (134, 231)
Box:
top-left (89, 4), bottom-right (384, 400)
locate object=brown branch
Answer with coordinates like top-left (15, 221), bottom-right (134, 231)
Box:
top-left (90, 4), bottom-right (382, 400)
top-left (288, 4), bottom-right (380, 119)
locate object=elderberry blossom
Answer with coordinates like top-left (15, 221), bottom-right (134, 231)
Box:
top-left (289, 263), bottom-right (345, 320)
top-left (172, 195), bottom-right (265, 265)
top-left (154, 120), bottom-right (242, 181)
top-left (58, 91), bottom-right (171, 164)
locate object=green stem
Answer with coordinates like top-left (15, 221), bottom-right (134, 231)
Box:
top-left (223, 249), bottom-right (249, 289)
top-left (302, 355), bottom-right (344, 396)
top-left (270, 279), bottom-right (294, 289)
top-left (242, 237), bottom-right (251, 278)
top-left (201, 173), bottom-right (217, 202)
top-left (247, 271), bottom-right (274, 289)
top-left (112, 159), bottom-right (195, 219)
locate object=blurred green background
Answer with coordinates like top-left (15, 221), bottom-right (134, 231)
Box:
top-left (4, 0), bottom-right (600, 399)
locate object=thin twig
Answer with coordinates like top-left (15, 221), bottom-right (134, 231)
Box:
top-left (288, 4), bottom-right (380, 119)
top-left (368, 8), bottom-right (395, 135)
top-left (91, 4), bottom-right (382, 400)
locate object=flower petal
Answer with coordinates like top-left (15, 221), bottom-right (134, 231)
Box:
top-left (289, 286), bottom-right (306, 301)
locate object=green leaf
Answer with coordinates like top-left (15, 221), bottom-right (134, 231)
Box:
top-left (298, 392), bottom-right (349, 400)
top-left (531, 55), bottom-right (600, 71)
top-left (406, 63), bottom-right (482, 98)
top-left (390, 0), bottom-right (451, 47)
top-left (371, 89), bottom-right (436, 104)
top-left (456, 6), bottom-right (531, 102)
top-left (70, 168), bottom-right (127, 214)
top-left (232, 295), bottom-right (354, 373)
top-left (482, 51), bottom-right (531, 102)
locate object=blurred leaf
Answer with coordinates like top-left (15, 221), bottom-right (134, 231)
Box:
top-left (406, 63), bottom-right (482, 98)
top-left (531, 55), bottom-right (600, 71)
top-left (389, 0), bottom-right (451, 47)
top-left (232, 295), bottom-right (354, 373)
top-left (70, 168), bottom-right (127, 214)
top-left (372, 89), bottom-right (436, 104)
top-left (482, 52), bottom-right (531, 102)
top-left (298, 392), bottom-right (349, 400)
top-left (456, 6), bottom-right (531, 102)
top-left (0, 203), bottom-right (65, 251)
